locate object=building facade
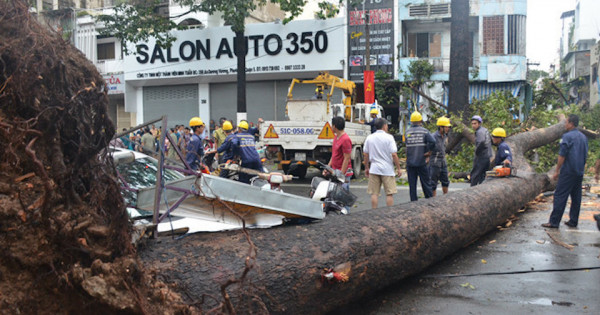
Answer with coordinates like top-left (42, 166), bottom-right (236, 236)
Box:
top-left (559, 0), bottom-right (600, 105)
top-left (396, 0), bottom-right (528, 119)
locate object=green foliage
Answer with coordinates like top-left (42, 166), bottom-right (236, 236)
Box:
top-left (447, 143), bottom-right (474, 173)
top-left (406, 59), bottom-right (434, 86)
top-left (469, 66), bottom-right (479, 81)
top-left (374, 70), bottom-right (400, 107)
top-left (568, 103), bottom-right (600, 172)
top-left (470, 91), bottom-right (521, 135)
top-left (528, 69), bottom-right (549, 83)
top-left (96, 1), bottom-right (184, 55)
top-left (533, 78), bottom-right (568, 109)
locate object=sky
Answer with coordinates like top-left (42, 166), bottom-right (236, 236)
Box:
top-left (526, 0), bottom-right (577, 72)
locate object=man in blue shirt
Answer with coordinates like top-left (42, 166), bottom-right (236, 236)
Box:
top-left (185, 117), bottom-right (205, 170)
top-left (232, 120), bottom-right (263, 184)
top-left (491, 127), bottom-right (512, 167)
top-left (405, 111), bottom-right (435, 201)
top-left (542, 114), bottom-right (588, 228)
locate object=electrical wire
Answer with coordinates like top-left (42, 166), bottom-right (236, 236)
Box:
top-left (422, 266), bottom-right (600, 279)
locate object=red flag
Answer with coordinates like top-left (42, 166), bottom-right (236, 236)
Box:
top-left (363, 70), bottom-right (375, 104)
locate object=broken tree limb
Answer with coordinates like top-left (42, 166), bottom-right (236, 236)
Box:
top-left (408, 85), bottom-right (475, 151)
top-left (550, 81), bottom-right (569, 105)
top-left (578, 127), bottom-right (600, 139)
top-left (139, 119), bottom-right (567, 314)
top-left (411, 85), bottom-right (447, 109)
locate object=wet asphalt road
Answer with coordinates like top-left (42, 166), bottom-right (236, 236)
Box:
top-left (274, 165), bottom-right (600, 314)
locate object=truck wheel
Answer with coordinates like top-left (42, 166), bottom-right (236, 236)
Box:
top-left (289, 164), bottom-right (308, 179)
top-left (282, 163), bottom-right (290, 174)
top-left (352, 150), bottom-right (362, 178)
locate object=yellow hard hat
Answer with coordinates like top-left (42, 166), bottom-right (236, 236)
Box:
top-left (492, 127), bottom-right (507, 138)
top-left (238, 120), bottom-right (249, 130)
top-left (189, 117), bottom-right (204, 127)
top-left (436, 117), bottom-right (451, 127)
top-left (410, 111), bottom-right (422, 122)
top-left (222, 121), bottom-right (233, 131)
top-left (370, 108), bottom-right (379, 115)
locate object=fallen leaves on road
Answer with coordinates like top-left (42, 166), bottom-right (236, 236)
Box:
top-left (460, 282), bottom-right (476, 289)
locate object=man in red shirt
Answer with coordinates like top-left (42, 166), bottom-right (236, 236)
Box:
top-left (327, 116), bottom-right (354, 183)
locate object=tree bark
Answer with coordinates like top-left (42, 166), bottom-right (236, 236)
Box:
top-left (139, 120), bottom-right (567, 314)
top-left (448, 0), bottom-right (470, 115)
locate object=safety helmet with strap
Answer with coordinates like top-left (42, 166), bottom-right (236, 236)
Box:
top-left (238, 120), bottom-right (249, 130)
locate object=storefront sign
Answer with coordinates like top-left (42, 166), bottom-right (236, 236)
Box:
top-left (103, 73), bottom-right (124, 94)
top-left (347, 1), bottom-right (395, 81)
top-left (125, 18), bottom-right (345, 81)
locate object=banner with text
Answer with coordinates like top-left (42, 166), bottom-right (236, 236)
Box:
top-left (124, 18), bottom-right (345, 81)
top-left (347, 1), bottom-right (394, 82)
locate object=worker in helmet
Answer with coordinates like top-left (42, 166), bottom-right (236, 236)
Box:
top-left (491, 127), bottom-right (512, 167)
top-left (366, 108), bottom-right (379, 133)
top-left (313, 87), bottom-right (324, 100)
top-left (186, 116), bottom-right (206, 170)
top-left (232, 120), bottom-right (263, 184)
top-left (470, 115), bottom-right (493, 186)
top-left (207, 121), bottom-right (236, 178)
top-left (429, 116), bottom-right (452, 196)
top-left (405, 111), bottom-right (435, 201)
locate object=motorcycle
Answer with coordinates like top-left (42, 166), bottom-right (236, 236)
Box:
top-left (310, 162), bottom-right (357, 215)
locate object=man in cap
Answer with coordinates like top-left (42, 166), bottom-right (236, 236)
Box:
top-left (429, 116), bottom-right (451, 196)
top-left (405, 111), bottom-right (435, 201)
top-left (470, 115), bottom-right (492, 186)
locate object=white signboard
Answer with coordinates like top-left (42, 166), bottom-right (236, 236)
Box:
top-left (103, 73), bottom-right (125, 94)
top-left (487, 63), bottom-right (526, 83)
top-left (125, 18), bottom-right (345, 81)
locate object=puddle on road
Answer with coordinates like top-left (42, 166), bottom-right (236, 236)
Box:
top-left (524, 298), bottom-right (574, 307)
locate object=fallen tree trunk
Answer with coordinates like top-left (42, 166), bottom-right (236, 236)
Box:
top-left (139, 118), bottom-right (567, 314)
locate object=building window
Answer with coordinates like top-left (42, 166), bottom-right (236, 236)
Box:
top-left (407, 32), bottom-right (442, 58)
top-left (507, 15), bottom-right (526, 55)
top-left (97, 42), bottom-right (115, 61)
top-left (483, 16), bottom-right (504, 55)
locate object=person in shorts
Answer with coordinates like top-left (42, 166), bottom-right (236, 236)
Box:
top-left (363, 118), bottom-right (402, 208)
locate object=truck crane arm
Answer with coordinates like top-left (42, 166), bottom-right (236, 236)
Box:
top-left (287, 71), bottom-right (356, 106)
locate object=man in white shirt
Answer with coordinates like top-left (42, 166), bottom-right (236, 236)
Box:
top-left (363, 118), bottom-right (402, 208)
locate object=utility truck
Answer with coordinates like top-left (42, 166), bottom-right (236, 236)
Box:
top-left (260, 71), bottom-right (383, 178)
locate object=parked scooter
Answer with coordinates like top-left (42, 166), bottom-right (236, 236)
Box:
top-left (310, 162), bottom-right (357, 215)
